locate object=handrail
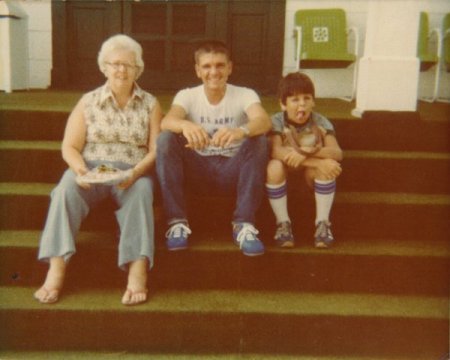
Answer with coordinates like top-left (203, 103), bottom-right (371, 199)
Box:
top-left (345, 26), bottom-right (359, 102)
top-left (295, 26), bottom-right (302, 71)
top-left (422, 28), bottom-right (441, 102)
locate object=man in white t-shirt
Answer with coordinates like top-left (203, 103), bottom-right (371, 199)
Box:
top-left (156, 40), bottom-right (271, 256)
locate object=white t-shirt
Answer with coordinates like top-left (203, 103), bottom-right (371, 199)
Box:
top-left (173, 84), bottom-right (260, 157)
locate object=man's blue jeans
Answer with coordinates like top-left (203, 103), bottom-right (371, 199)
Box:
top-left (156, 131), bottom-right (268, 226)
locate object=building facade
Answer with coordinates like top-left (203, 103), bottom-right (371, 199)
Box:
top-left (2, 0), bottom-right (449, 101)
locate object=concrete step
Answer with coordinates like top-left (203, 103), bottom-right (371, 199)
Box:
top-left (1, 141), bottom-right (449, 194)
top-left (1, 109), bottom-right (449, 152)
top-left (0, 101), bottom-right (448, 360)
top-left (1, 231), bottom-right (448, 297)
top-left (335, 113), bottom-right (450, 152)
top-left (1, 183), bottom-right (449, 240)
top-left (339, 150), bottom-right (450, 194)
top-left (0, 286), bottom-right (447, 358)
top-left (0, 110), bottom-right (66, 141)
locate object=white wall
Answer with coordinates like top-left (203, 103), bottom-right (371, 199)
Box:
top-left (17, 0), bottom-right (52, 89)
top-left (0, 0), bottom-right (29, 92)
top-left (284, 0), bottom-right (450, 100)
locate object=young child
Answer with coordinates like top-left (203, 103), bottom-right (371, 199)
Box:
top-left (266, 72), bottom-right (343, 248)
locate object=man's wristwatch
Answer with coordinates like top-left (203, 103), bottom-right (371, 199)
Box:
top-left (239, 125), bottom-right (250, 137)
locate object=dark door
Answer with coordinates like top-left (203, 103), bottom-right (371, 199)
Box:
top-left (123, 0), bottom-right (224, 90)
top-left (52, 1), bottom-right (121, 90)
top-left (52, 0), bottom-right (285, 94)
top-left (226, 0), bottom-right (285, 92)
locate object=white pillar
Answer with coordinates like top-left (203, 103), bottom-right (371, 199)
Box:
top-left (352, 0), bottom-right (421, 117)
top-left (0, 0), bottom-right (28, 93)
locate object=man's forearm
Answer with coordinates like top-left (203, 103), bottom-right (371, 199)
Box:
top-left (161, 116), bottom-right (186, 133)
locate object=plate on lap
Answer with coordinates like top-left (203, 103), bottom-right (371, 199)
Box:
top-left (77, 164), bottom-right (131, 185)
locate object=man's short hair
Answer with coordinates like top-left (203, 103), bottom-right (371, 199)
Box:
top-left (278, 72), bottom-right (316, 105)
top-left (194, 40), bottom-right (231, 63)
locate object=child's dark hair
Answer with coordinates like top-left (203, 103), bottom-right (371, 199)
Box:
top-left (194, 40), bottom-right (230, 63)
top-left (278, 72), bottom-right (315, 105)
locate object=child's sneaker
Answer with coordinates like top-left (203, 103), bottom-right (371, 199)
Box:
top-left (233, 223), bottom-right (265, 256)
top-left (165, 222), bottom-right (191, 251)
top-left (314, 221), bottom-right (334, 248)
top-left (274, 221), bottom-right (294, 248)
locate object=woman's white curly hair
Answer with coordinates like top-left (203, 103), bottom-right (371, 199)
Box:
top-left (98, 34), bottom-right (144, 79)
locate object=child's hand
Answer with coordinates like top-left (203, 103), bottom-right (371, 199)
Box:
top-left (316, 159), bottom-right (342, 180)
top-left (283, 150), bottom-right (304, 168)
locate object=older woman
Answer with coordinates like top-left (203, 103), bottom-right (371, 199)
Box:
top-left (34, 34), bottom-right (162, 306)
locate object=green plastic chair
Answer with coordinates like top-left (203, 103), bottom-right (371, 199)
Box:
top-left (294, 9), bottom-right (357, 68)
top-left (443, 13), bottom-right (450, 72)
top-left (438, 13), bottom-right (450, 102)
top-left (294, 8), bottom-right (359, 100)
top-left (417, 12), bottom-right (442, 102)
top-left (417, 12), bottom-right (439, 71)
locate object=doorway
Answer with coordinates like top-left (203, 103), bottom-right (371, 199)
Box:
top-left (52, 0), bottom-right (285, 94)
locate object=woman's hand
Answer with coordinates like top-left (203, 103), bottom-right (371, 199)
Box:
top-left (74, 165), bottom-right (91, 190)
top-left (116, 169), bottom-right (137, 190)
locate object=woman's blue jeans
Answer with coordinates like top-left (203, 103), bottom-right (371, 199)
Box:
top-left (38, 160), bottom-right (155, 270)
top-left (156, 131), bottom-right (268, 226)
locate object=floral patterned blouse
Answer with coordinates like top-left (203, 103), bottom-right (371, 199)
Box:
top-left (81, 83), bottom-right (156, 166)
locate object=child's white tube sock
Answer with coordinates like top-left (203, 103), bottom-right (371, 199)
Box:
top-left (266, 181), bottom-right (290, 224)
top-left (314, 179), bottom-right (336, 225)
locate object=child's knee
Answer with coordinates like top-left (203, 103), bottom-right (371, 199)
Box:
top-left (307, 168), bottom-right (336, 182)
top-left (266, 159), bottom-right (286, 183)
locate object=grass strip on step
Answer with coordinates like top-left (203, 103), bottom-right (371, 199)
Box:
top-left (345, 150), bottom-right (450, 160)
top-left (1, 183), bottom-right (448, 206)
top-left (2, 141), bottom-right (449, 160)
top-left (0, 287), bottom-right (447, 320)
top-left (0, 92), bottom-right (360, 120)
top-left (1, 230), bottom-right (449, 257)
top-left (337, 192), bottom-right (450, 206)
top-left (1, 91), bottom-right (448, 122)
top-left (0, 183), bottom-right (54, 196)
top-left (0, 351), bottom-right (431, 360)
top-left (0, 140), bottom-right (61, 150)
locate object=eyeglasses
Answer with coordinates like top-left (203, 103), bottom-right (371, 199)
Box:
top-left (105, 62), bottom-right (137, 71)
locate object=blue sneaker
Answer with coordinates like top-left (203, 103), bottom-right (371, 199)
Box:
top-left (233, 223), bottom-right (265, 256)
top-left (165, 222), bottom-right (191, 251)
top-left (314, 221), bottom-right (334, 249)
